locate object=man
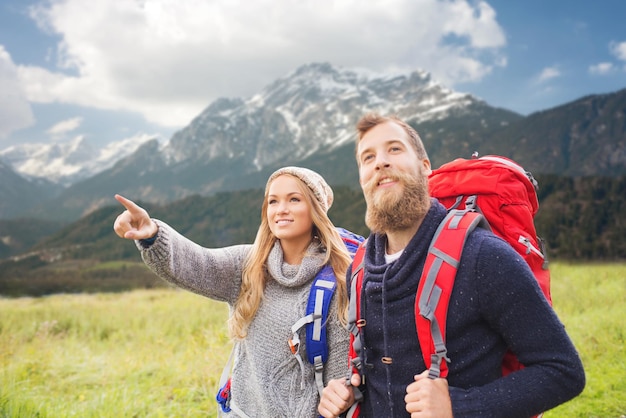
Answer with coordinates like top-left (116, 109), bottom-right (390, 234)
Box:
top-left (318, 113), bottom-right (585, 418)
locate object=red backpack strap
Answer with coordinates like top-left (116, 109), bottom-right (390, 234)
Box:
top-left (346, 241), bottom-right (367, 417)
top-left (347, 241), bottom-right (366, 374)
top-left (416, 210), bottom-right (485, 379)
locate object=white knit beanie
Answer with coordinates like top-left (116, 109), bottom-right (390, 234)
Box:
top-left (266, 166), bottom-right (334, 213)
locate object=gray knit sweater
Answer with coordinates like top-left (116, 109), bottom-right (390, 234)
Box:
top-left (136, 219), bottom-right (350, 417)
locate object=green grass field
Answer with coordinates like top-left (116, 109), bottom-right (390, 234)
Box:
top-left (1, 262), bottom-right (624, 417)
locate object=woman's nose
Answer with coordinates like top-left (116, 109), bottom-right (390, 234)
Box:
top-left (277, 202), bottom-right (289, 213)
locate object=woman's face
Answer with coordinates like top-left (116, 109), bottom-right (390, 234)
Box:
top-left (266, 175), bottom-right (314, 245)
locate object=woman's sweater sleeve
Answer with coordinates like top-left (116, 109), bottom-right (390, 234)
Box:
top-left (136, 219), bottom-right (251, 304)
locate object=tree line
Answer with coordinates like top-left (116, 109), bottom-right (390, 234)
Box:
top-left (0, 176), bottom-right (624, 296)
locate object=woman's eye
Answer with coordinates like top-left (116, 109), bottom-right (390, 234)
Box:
top-left (290, 197), bottom-right (301, 202)
top-left (268, 199), bottom-right (277, 205)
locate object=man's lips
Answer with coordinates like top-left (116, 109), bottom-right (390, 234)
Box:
top-left (378, 177), bottom-right (396, 186)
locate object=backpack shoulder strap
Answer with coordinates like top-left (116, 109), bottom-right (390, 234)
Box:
top-left (347, 240), bottom-right (366, 373)
top-left (416, 209), bottom-right (485, 379)
top-left (346, 240), bottom-right (367, 418)
top-left (305, 265), bottom-right (337, 394)
top-left (289, 265), bottom-right (336, 396)
top-left (289, 228), bottom-right (365, 397)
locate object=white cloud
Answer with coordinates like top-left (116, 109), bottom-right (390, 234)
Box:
top-left (46, 116), bottom-right (83, 137)
top-left (0, 46), bottom-right (36, 139)
top-left (609, 41), bottom-right (626, 61)
top-left (17, 0), bottom-right (507, 128)
top-left (442, 1), bottom-right (506, 48)
top-left (589, 62), bottom-right (615, 75)
top-left (537, 66), bottom-right (561, 83)
top-left (587, 41), bottom-right (626, 75)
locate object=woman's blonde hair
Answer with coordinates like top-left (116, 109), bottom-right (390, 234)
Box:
top-left (228, 173), bottom-right (352, 340)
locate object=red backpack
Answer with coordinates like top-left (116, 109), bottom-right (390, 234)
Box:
top-left (346, 154), bottom-right (551, 417)
top-left (429, 154), bottom-right (551, 304)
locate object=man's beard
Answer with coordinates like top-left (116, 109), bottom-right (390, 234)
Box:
top-left (362, 168), bottom-right (431, 234)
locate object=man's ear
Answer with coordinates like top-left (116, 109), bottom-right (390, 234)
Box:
top-left (422, 159), bottom-right (432, 176)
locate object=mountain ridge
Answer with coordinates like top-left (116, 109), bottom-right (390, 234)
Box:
top-left (1, 63), bottom-right (624, 221)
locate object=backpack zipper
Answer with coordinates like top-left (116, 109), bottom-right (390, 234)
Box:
top-left (518, 235), bottom-right (545, 259)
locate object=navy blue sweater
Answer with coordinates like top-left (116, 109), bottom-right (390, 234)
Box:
top-left (351, 200), bottom-right (585, 418)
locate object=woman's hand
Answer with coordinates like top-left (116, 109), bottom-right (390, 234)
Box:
top-left (113, 194), bottom-right (158, 240)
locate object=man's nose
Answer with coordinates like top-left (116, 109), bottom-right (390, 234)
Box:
top-left (375, 153), bottom-right (390, 169)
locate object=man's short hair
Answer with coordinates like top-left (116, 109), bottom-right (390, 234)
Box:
top-left (355, 113), bottom-right (429, 161)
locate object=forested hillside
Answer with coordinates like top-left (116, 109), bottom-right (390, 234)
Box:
top-left (536, 175), bottom-right (626, 259)
top-left (0, 175), bottom-right (624, 296)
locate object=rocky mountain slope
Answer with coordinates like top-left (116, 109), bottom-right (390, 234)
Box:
top-left (1, 63), bottom-right (625, 221)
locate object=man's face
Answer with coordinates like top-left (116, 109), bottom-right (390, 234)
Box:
top-left (356, 121), bottom-right (431, 233)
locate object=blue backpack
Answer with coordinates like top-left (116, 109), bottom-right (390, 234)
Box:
top-left (216, 227), bottom-right (364, 413)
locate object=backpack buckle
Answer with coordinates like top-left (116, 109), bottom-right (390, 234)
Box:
top-left (289, 338), bottom-right (299, 354)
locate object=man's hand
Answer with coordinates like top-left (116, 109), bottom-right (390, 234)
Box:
top-left (113, 194), bottom-right (158, 240)
top-left (405, 370), bottom-right (452, 418)
top-left (318, 374), bottom-right (360, 418)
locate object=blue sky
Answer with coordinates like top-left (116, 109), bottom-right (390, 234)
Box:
top-left (0, 0), bottom-right (625, 150)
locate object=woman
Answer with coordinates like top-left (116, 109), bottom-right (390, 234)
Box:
top-left (113, 166), bottom-right (359, 417)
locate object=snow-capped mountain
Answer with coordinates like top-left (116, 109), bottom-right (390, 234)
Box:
top-left (2, 61), bottom-right (625, 224)
top-left (0, 134), bottom-right (157, 186)
top-left (12, 62), bottom-right (524, 221)
top-left (0, 63), bottom-right (489, 189)
top-left (162, 62), bottom-right (478, 170)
